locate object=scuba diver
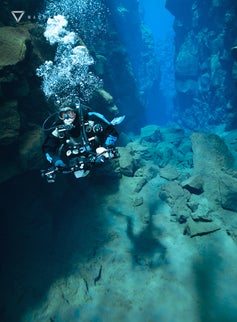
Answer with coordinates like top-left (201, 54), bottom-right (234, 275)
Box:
top-left (41, 101), bottom-right (124, 182)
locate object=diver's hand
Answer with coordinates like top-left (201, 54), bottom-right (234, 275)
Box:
top-left (54, 159), bottom-right (66, 168)
top-left (105, 135), bottom-right (117, 147)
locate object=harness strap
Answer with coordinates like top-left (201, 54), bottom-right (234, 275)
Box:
top-left (78, 103), bottom-right (91, 148)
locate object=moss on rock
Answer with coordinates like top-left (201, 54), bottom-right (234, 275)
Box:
top-left (0, 26), bottom-right (30, 69)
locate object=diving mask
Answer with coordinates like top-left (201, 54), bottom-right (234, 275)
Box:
top-left (59, 108), bottom-right (76, 120)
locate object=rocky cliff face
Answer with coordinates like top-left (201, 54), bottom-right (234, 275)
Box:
top-left (166, 0), bottom-right (237, 130)
top-left (0, 22), bottom-right (54, 182)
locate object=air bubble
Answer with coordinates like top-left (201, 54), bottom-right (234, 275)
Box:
top-left (36, 13), bottom-right (103, 104)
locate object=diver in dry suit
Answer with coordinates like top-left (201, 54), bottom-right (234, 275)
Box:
top-left (42, 101), bottom-right (123, 182)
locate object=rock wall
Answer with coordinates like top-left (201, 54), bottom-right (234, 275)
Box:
top-left (165, 0), bottom-right (237, 130)
top-left (0, 22), bottom-right (54, 182)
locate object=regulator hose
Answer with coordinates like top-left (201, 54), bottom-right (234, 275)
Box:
top-left (41, 112), bottom-right (59, 131)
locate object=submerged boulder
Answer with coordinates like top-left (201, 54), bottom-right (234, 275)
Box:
top-left (117, 147), bottom-right (134, 177)
top-left (219, 173), bottom-right (237, 212)
top-left (159, 164), bottom-right (179, 181)
top-left (159, 181), bottom-right (190, 207)
top-left (191, 132), bottom-right (234, 174)
top-left (181, 175), bottom-right (204, 195)
top-left (140, 125), bottom-right (161, 143)
top-left (160, 127), bottom-right (185, 147)
top-left (188, 194), bottom-right (212, 221)
top-left (184, 218), bottom-right (220, 238)
top-left (190, 131), bottom-right (237, 213)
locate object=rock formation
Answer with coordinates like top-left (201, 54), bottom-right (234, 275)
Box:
top-left (166, 0), bottom-right (237, 130)
top-left (117, 124), bottom-right (237, 239)
top-left (0, 22), bottom-right (50, 182)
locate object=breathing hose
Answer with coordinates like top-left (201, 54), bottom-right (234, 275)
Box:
top-left (41, 112), bottom-right (59, 131)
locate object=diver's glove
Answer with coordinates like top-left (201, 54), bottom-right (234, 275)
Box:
top-left (54, 159), bottom-right (66, 168)
top-left (105, 135), bottom-right (117, 147)
top-left (45, 153), bottom-right (66, 168)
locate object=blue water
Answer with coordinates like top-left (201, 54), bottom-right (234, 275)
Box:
top-left (139, 0), bottom-right (174, 42)
top-left (139, 0), bottom-right (175, 125)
